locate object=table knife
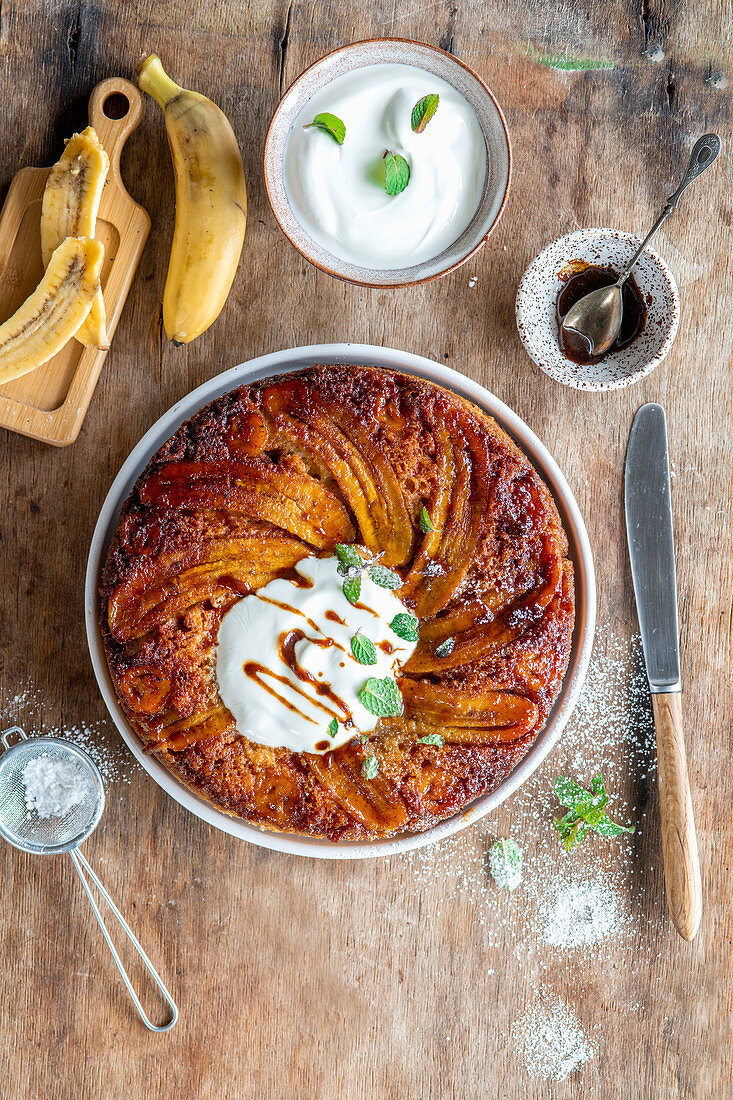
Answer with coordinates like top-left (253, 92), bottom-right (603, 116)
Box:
top-left (625, 402), bottom-right (701, 941)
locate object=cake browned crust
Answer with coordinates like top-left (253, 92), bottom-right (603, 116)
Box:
top-left (100, 365), bottom-right (575, 842)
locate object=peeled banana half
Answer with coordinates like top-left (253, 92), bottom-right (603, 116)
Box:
top-left (0, 237), bottom-right (103, 386)
top-left (41, 126), bottom-right (110, 349)
top-left (138, 55), bottom-right (247, 345)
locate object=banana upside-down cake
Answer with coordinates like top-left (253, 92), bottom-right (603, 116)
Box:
top-left (100, 365), bottom-right (575, 842)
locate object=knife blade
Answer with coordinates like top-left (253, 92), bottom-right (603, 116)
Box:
top-left (624, 402), bottom-right (681, 693)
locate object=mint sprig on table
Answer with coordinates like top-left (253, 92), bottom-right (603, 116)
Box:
top-left (383, 149), bottom-right (410, 196)
top-left (553, 774), bottom-right (635, 852)
top-left (358, 676), bottom-right (403, 717)
top-left (304, 111), bottom-right (346, 144)
top-left (411, 94), bottom-right (439, 133)
top-left (335, 543), bottom-right (402, 604)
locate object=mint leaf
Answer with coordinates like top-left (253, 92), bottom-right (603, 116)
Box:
top-left (351, 633), bottom-right (377, 665)
top-left (369, 564), bottom-right (401, 589)
top-left (361, 754), bottom-right (379, 779)
top-left (550, 778), bottom-right (589, 814)
top-left (305, 112), bottom-right (346, 144)
top-left (418, 506), bottom-right (433, 533)
top-left (390, 613), bottom-right (419, 642)
top-left (489, 837), bottom-right (523, 890)
top-left (336, 543), bottom-right (366, 571)
top-left (435, 637), bottom-right (455, 658)
top-left (342, 575), bottom-right (361, 605)
top-left (417, 733), bottom-right (444, 747)
top-left (552, 773), bottom-right (635, 852)
top-left (383, 149), bottom-right (410, 196)
top-left (358, 676), bottom-right (403, 717)
top-left (327, 719), bottom-right (338, 738)
top-left (593, 815), bottom-right (636, 838)
top-left (411, 94), bottom-right (440, 133)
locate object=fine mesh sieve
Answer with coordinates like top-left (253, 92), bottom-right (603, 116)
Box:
top-left (0, 735), bottom-right (104, 854)
top-left (0, 727), bottom-right (178, 1032)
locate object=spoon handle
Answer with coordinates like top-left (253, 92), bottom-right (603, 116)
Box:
top-left (618, 133), bottom-right (722, 282)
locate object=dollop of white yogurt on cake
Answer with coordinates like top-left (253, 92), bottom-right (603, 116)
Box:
top-left (215, 554), bottom-right (418, 754)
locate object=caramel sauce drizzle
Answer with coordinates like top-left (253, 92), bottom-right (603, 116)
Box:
top-left (257, 594), bottom-right (347, 646)
top-left (240, 625), bottom-right (355, 730)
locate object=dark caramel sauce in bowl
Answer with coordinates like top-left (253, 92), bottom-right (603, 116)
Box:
top-left (556, 261), bottom-right (647, 366)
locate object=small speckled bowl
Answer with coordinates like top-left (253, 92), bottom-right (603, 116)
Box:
top-left (515, 228), bottom-right (680, 391)
top-left (263, 38), bottom-right (511, 288)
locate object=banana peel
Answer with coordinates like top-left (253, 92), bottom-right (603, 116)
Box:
top-left (41, 126), bottom-right (110, 349)
top-left (0, 236), bottom-right (103, 386)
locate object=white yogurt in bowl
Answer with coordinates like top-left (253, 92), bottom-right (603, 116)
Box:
top-left (282, 63), bottom-right (487, 269)
top-left (264, 39), bottom-right (511, 287)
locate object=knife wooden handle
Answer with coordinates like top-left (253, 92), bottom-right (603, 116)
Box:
top-left (652, 692), bottom-right (702, 941)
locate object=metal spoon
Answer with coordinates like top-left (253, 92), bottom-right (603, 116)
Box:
top-left (560, 133), bottom-right (721, 359)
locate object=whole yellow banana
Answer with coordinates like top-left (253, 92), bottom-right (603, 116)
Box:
top-left (138, 54), bottom-right (247, 345)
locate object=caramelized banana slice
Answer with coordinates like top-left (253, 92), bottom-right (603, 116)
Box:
top-left (406, 556), bottom-right (564, 675)
top-left (400, 679), bottom-right (539, 741)
top-left (146, 705), bottom-right (233, 753)
top-left (139, 460), bottom-right (354, 548)
top-left (403, 420), bottom-right (488, 616)
top-left (307, 751), bottom-right (409, 832)
top-left (261, 378), bottom-right (414, 566)
top-left (108, 532), bottom-right (307, 642)
top-left (0, 236), bottom-right (102, 385)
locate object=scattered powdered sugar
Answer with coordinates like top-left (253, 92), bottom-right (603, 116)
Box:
top-left (22, 755), bottom-right (86, 818)
top-left (541, 875), bottom-right (629, 948)
top-left (3, 681), bottom-right (140, 786)
top-left (394, 627), bottom-right (656, 1079)
top-left (567, 630), bottom-right (655, 795)
top-left (49, 721), bottom-right (139, 786)
top-left (468, 275), bottom-right (478, 288)
top-left (511, 997), bottom-right (596, 1081)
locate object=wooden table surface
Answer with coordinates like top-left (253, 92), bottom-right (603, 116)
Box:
top-left (0, 2), bottom-right (730, 1097)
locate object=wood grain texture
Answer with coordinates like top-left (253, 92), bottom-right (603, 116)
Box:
top-left (0, 2), bottom-right (731, 1098)
top-left (652, 692), bottom-right (702, 942)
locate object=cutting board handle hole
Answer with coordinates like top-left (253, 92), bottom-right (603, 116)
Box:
top-left (102, 92), bottom-right (130, 120)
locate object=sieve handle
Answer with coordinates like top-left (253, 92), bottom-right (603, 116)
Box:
top-left (68, 848), bottom-right (178, 1032)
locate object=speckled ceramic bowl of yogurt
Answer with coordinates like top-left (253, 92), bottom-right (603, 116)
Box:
top-left (516, 228), bottom-right (681, 391)
top-left (264, 39), bottom-right (511, 287)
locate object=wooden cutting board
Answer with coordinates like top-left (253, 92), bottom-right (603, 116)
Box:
top-left (0, 77), bottom-right (150, 446)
